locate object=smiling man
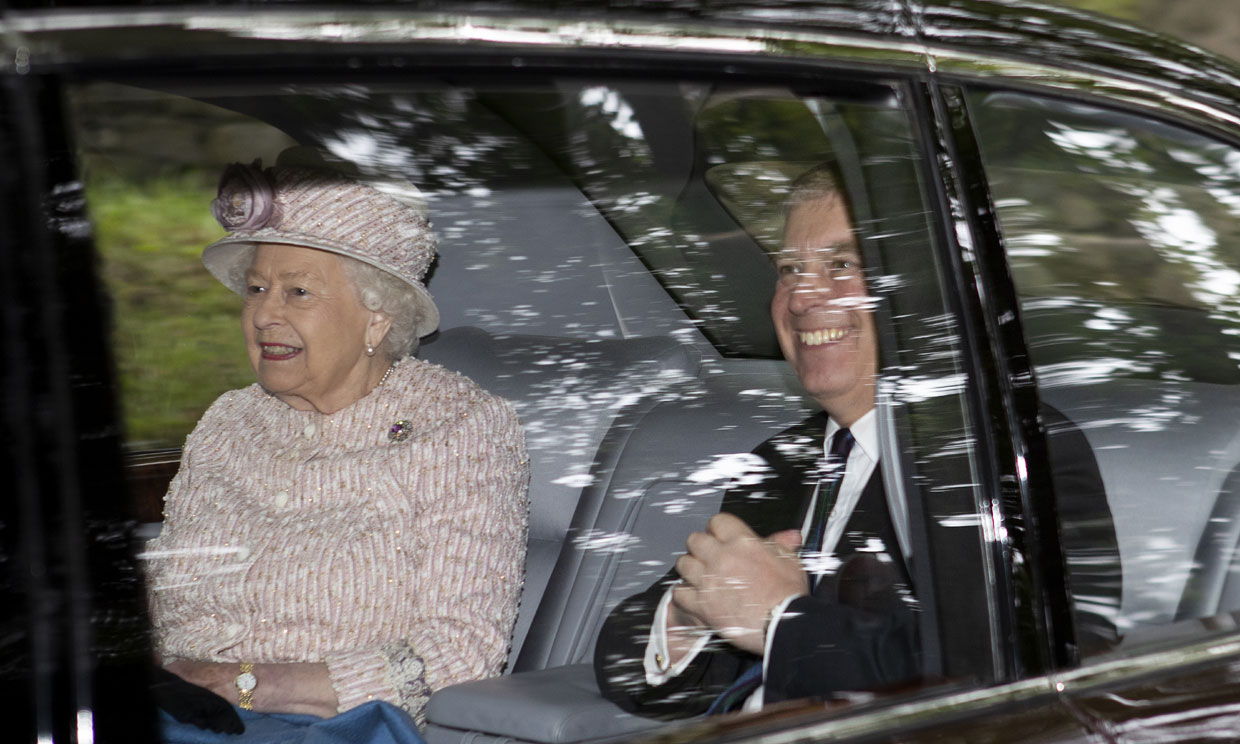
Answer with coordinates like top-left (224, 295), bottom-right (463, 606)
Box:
top-left (593, 163), bottom-right (921, 718)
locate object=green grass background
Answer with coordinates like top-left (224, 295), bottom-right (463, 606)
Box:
top-left (88, 173), bottom-right (255, 451)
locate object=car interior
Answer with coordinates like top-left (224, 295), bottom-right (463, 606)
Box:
top-left (66, 67), bottom-right (1240, 742)
top-left (88, 76), bottom-right (849, 742)
top-left (969, 91), bottom-right (1240, 638)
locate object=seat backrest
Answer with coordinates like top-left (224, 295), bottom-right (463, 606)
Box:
top-left (1177, 465), bottom-right (1240, 620)
top-left (513, 362), bottom-right (816, 671)
top-left (420, 352), bottom-right (813, 744)
top-left (1041, 380), bottom-right (1240, 630)
top-left (418, 326), bottom-right (702, 668)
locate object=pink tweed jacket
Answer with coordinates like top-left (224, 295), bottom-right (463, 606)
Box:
top-left (144, 357), bottom-right (529, 724)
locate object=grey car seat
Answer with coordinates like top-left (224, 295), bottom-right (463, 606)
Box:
top-left (419, 326), bottom-right (815, 743)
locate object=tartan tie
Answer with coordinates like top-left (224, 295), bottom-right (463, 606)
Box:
top-left (803, 428), bottom-right (855, 591)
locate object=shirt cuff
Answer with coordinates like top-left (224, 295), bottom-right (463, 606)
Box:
top-left (744, 593), bottom-right (806, 712)
top-left (643, 584), bottom-right (711, 685)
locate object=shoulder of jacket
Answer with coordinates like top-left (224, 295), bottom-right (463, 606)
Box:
top-left (401, 359), bottom-right (519, 421)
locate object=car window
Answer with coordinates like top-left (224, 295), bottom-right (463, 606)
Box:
top-left (968, 90), bottom-right (1240, 653)
top-left (67, 71), bottom-right (996, 716)
top-left (69, 84), bottom-right (271, 452)
top-left (14, 4), bottom-right (1240, 740)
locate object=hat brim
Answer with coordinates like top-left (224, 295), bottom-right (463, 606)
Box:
top-left (203, 230), bottom-right (440, 339)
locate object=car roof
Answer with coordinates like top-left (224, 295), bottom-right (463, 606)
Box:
top-left (4, 0), bottom-right (1239, 132)
top-left (4, 0), bottom-right (1235, 90)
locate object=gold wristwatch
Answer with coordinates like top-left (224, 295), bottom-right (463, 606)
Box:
top-left (235, 662), bottom-right (257, 710)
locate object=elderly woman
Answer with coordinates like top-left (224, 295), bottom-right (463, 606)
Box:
top-left (144, 150), bottom-right (529, 739)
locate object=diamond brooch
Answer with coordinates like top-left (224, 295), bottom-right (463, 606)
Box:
top-left (389, 420), bottom-right (412, 442)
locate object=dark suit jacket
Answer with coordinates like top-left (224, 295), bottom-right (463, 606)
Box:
top-left (593, 414), bottom-right (920, 718)
top-left (593, 408), bottom-right (1119, 719)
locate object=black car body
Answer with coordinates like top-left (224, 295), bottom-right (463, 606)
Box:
top-left (4, 1), bottom-right (1240, 741)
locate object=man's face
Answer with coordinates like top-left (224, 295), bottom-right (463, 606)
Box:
top-left (771, 194), bottom-right (878, 426)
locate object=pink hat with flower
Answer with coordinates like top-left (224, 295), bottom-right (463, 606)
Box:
top-left (203, 147), bottom-right (440, 338)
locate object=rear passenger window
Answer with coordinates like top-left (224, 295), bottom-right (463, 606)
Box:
top-left (969, 92), bottom-right (1240, 651)
top-left (70, 72), bottom-right (998, 694)
top-left (70, 84), bottom-right (276, 453)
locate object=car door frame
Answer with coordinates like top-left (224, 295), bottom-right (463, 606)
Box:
top-left (0, 66), bottom-right (159, 741)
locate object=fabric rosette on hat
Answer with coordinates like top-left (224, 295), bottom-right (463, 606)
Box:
top-left (211, 160), bottom-right (281, 231)
top-left (203, 147), bottom-right (440, 338)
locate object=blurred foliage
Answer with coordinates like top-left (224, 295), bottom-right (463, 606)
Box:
top-left (1047, 0), bottom-right (1143, 20)
top-left (1046, 0), bottom-right (1240, 62)
top-left (969, 89), bottom-right (1240, 386)
top-left (86, 173), bottom-right (253, 450)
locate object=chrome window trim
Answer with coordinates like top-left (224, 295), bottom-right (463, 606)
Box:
top-left (0, 8), bottom-right (925, 70)
top-left (927, 49), bottom-right (1240, 140)
top-left (5, 8), bottom-right (1237, 140)
top-left (1059, 633), bottom-right (1240, 693)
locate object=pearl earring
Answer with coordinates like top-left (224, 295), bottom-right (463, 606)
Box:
top-left (366, 343), bottom-right (376, 357)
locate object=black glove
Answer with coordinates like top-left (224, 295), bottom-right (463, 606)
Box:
top-left (151, 666), bottom-right (245, 734)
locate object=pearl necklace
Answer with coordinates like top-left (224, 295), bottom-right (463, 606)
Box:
top-left (377, 363), bottom-right (396, 388)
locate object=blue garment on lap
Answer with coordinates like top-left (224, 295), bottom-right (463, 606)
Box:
top-left (160, 701), bottom-right (424, 744)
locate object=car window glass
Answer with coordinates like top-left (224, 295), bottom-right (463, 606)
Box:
top-left (69, 84), bottom-right (271, 452)
top-left (968, 91), bottom-right (1240, 654)
top-left (68, 74), bottom-right (992, 700)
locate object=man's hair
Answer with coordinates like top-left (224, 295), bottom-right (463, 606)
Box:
top-left (784, 160), bottom-right (849, 212)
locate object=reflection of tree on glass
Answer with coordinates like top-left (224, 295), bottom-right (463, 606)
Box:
top-left (974, 95), bottom-right (1240, 389)
top-left (970, 91), bottom-right (1240, 640)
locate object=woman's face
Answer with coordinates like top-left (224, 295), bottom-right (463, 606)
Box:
top-left (241, 243), bottom-right (390, 413)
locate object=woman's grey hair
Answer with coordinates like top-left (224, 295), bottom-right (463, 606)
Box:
top-left (224, 245), bottom-right (425, 358)
top-left (341, 257), bottom-right (424, 359)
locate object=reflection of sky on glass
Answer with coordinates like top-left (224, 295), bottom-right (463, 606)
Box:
top-left (1083, 305), bottom-right (1132, 332)
top-left (580, 87), bottom-right (644, 140)
top-left (890, 373), bottom-right (968, 403)
top-left (1170, 146), bottom-right (1240, 219)
top-left (1046, 123), bottom-right (1152, 174)
top-left (685, 452), bottom-right (769, 485)
top-left (1123, 184), bottom-right (1240, 312)
top-left (573, 529), bottom-right (642, 554)
top-left (1035, 359), bottom-right (1155, 388)
top-left (325, 130), bottom-right (383, 163)
top-left (1005, 231), bottom-right (1063, 259)
top-left (867, 273), bottom-right (909, 294)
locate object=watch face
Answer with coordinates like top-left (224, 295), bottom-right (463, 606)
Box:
top-left (235, 671), bottom-right (257, 692)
